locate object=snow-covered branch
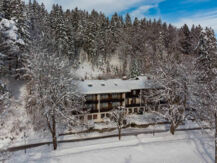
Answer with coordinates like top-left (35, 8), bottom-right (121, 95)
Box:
top-left (111, 106), bottom-right (127, 140)
top-left (25, 51), bottom-right (86, 150)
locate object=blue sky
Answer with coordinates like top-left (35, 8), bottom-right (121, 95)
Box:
top-left (25, 0), bottom-right (217, 33)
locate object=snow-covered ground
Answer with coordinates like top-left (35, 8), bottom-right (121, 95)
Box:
top-left (7, 130), bottom-right (214, 163)
top-left (75, 61), bottom-right (103, 79)
top-left (126, 114), bottom-right (167, 125)
top-left (75, 50), bottom-right (128, 79)
top-left (0, 79), bottom-right (212, 163)
top-left (0, 78), bottom-right (205, 155)
top-left (0, 78), bottom-right (43, 150)
top-left (2, 111), bottom-right (202, 150)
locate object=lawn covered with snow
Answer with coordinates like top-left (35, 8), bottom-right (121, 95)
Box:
top-left (8, 130), bottom-right (214, 163)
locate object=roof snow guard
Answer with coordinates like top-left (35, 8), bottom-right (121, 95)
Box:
top-left (77, 76), bottom-right (158, 95)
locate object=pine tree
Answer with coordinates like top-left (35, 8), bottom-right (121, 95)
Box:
top-left (179, 24), bottom-right (192, 54)
top-left (0, 0), bottom-right (3, 18)
top-left (125, 13), bottom-right (132, 27)
top-left (191, 25), bottom-right (203, 54)
top-left (2, 0), bottom-right (11, 19)
top-left (133, 17), bottom-right (140, 27)
top-left (192, 27), bottom-right (217, 162)
top-left (55, 6), bottom-right (69, 56)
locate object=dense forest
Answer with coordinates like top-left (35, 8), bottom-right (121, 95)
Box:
top-left (0, 0), bottom-right (216, 79)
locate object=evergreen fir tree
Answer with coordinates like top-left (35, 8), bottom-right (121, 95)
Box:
top-left (2, 0), bottom-right (11, 19)
top-left (179, 24), bottom-right (192, 54)
top-left (125, 13), bottom-right (132, 27)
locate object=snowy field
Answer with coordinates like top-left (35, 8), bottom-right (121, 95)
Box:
top-left (7, 130), bottom-right (214, 163)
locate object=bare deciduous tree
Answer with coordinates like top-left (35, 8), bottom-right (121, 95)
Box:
top-left (111, 106), bottom-right (127, 140)
top-left (0, 80), bottom-right (10, 125)
top-left (0, 81), bottom-right (11, 161)
top-left (25, 52), bottom-right (85, 150)
top-left (143, 56), bottom-right (191, 135)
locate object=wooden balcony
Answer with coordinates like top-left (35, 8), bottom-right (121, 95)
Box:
top-left (100, 98), bottom-right (124, 103)
top-left (126, 90), bottom-right (140, 98)
top-left (126, 94), bottom-right (140, 98)
top-left (85, 100), bottom-right (98, 104)
top-left (100, 107), bottom-right (113, 112)
top-left (89, 109), bottom-right (99, 113)
top-left (126, 103), bottom-right (145, 107)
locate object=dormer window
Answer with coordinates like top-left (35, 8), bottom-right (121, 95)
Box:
top-left (101, 83), bottom-right (105, 86)
top-left (88, 84), bottom-right (93, 87)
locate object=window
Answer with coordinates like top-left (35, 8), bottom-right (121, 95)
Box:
top-left (88, 115), bottom-right (92, 120)
top-left (132, 98), bottom-right (136, 104)
top-left (133, 90), bottom-right (137, 95)
top-left (112, 102), bottom-right (120, 107)
top-left (101, 94), bottom-right (109, 100)
top-left (101, 103), bottom-right (108, 108)
top-left (134, 108), bottom-right (138, 113)
top-left (129, 108), bottom-right (132, 114)
top-left (87, 104), bottom-right (97, 110)
top-left (101, 114), bottom-right (105, 119)
top-left (112, 94), bottom-right (120, 99)
top-left (86, 95), bottom-right (94, 101)
top-left (139, 108), bottom-right (144, 114)
top-left (93, 114), bottom-right (98, 119)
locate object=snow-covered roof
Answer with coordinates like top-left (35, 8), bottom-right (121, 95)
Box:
top-left (77, 76), bottom-right (159, 95)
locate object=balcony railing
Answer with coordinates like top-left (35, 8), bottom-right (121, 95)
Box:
top-left (89, 109), bottom-right (99, 113)
top-left (126, 94), bottom-right (140, 98)
top-left (100, 98), bottom-right (124, 103)
top-left (85, 100), bottom-right (98, 104)
top-left (126, 103), bottom-right (145, 107)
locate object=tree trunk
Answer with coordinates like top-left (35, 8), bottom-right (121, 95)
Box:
top-left (118, 127), bottom-right (121, 140)
top-left (52, 114), bottom-right (57, 150)
top-left (170, 123), bottom-right (175, 135)
top-left (215, 113), bottom-right (217, 163)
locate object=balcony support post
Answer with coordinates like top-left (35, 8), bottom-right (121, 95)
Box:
top-left (97, 94), bottom-right (101, 113)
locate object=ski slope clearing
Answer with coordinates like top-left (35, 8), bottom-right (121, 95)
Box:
top-left (8, 130), bottom-right (214, 163)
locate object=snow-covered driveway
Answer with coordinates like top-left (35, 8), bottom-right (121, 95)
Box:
top-left (8, 130), bottom-right (214, 163)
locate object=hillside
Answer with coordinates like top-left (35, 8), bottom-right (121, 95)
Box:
top-left (1, 0), bottom-right (216, 80)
